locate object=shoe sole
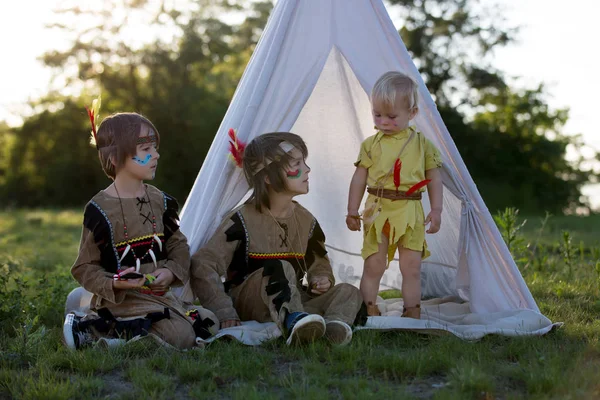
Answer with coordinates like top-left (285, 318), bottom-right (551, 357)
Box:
top-left (63, 313), bottom-right (77, 350)
top-left (325, 321), bottom-right (353, 346)
top-left (286, 315), bottom-right (326, 346)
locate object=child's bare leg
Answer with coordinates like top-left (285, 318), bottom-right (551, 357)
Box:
top-left (398, 247), bottom-right (422, 312)
top-left (360, 235), bottom-right (389, 312)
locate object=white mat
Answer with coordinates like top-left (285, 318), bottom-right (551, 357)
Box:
top-left (66, 289), bottom-right (560, 346)
top-left (200, 297), bottom-right (561, 346)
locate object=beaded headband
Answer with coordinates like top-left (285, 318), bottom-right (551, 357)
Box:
top-left (252, 141), bottom-right (295, 174)
top-left (136, 134), bottom-right (158, 145)
top-left (86, 95), bottom-right (158, 150)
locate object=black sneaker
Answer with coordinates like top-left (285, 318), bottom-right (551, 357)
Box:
top-left (63, 313), bottom-right (94, 350)
top-left (284, 312), bottom-right (326, 346)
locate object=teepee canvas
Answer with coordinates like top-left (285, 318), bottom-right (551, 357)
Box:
top-left (179, 0), bottom-right (557, 340)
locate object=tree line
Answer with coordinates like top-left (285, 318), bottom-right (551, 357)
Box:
top-left (0, 0), bottom-right (596, 214)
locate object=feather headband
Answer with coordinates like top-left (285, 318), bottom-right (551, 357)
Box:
top-left (85, 95), bottom-right (101, 149)
top-left (227, 128), bottom-right (296, 174)
top-left (227, 128), bottom-right (246, 168)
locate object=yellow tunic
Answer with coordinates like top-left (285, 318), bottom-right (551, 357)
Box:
top-left (354, 126), bottom-right (442, 263)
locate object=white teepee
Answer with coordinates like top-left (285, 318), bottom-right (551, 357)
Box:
top-left (179, 0), bottom-right (557, 339)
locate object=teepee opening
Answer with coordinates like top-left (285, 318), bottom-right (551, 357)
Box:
top-left (289, 47), bottom-right (463, 297)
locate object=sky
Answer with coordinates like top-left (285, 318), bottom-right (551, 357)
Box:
top-left (1, 0), bottom-right (599, 207)
top-left (484, 0), bottom-right (600, 208)
top-left (0, 1), bottom-right (68, 123)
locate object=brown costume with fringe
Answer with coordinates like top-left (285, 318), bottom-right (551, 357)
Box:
top-left (72, 185), bottom-right (217, 348)
top-left (190, 202), bottom-right (365, 330)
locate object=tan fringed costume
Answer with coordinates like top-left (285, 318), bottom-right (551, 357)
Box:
top-left (190, 202), bottom-right (365, 330)
top-left (72, 184), bottom-right (218, 349)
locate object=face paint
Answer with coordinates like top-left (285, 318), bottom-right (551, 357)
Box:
top-left (133, 154), bottom-right (152, 165)
top-left (286, 169), bottom-right (302, 179)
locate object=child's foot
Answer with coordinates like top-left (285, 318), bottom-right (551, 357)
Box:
top-left (285, 312), bottom-right (325, 346)
top-left (63, 313), bottom-right (94, 350)
top-left (325, 320), bottom-right (353, 346)
top-left (366, 301), bottom-right (381, 316)
top-left (402, 305), bottom-right (421, 319)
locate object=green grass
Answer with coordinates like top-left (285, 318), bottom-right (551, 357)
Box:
top-left (520, 212), bottom-right (600, 248)
top-left (1, 209), bottom-right (600, 399)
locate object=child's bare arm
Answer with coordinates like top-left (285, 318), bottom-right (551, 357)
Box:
top-left (425, 168), bottom-right (443, 233)
top-left (346, 167), bottom-right (368, 231)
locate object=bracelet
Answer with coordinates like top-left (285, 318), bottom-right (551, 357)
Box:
top-left (346, 214), bottom-right (362, 220)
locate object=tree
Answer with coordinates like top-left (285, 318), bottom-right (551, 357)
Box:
top-left (387, 0), bottom-right (513, 106)
top-left (2, 100), bottom-right (105, 207)
top-left (1, 0), bottom-right (597, 213)
top-left (2, 0), bottom-right (272, 207)
top-left (0, 122), bottom-right (13, 198)
top-left (386, 0), bottom-right (598, 212)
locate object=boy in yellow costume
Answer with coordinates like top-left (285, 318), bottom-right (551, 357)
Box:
top-left (346, 71), bottom-right (443, 319)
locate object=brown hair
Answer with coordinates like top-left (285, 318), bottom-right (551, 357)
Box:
top-left (242, 132), bottom-right (308, 211)
top-left (95, 113), bottom-right (160, 178)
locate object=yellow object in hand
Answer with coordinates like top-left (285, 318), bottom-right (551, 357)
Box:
top-left (143, 274), bottom-right (156, 288)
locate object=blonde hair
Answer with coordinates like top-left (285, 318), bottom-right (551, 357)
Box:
top-left (95, 113), bottom-right (160, 178)
top-left (242, 132), bottom-right (308, 212)
top-left (371, 71), bottom-right (419, 113)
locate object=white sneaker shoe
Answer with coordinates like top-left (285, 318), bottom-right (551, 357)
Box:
top-left (63, 313), bottom-right (94, 350)
top-left (325, 320), bottom-right (353, 346)
top-left (285, 313), bottom-right (326, 346)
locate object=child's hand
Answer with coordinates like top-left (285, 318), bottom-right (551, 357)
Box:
top-left (113, 267), bottom-right (146, 289)
top-left (346, 214), bottom-right (361, 231)
top-left (149, 268), bottom-right (175, 292)
top-left (309, 276), bottom-right (332, 295)
top-left (425, 209), bottom-right (442, 234)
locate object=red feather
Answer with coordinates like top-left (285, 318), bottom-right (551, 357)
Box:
top-left (393, 159), bottom-right (401, 191)
top-left (85, 106), bottom-right (97, 143)
top-left (228, 142), bottom-right (242, 167)
top-left (406, 179), bottom-right (431, 195)
top-left (227, 128), bottom-right (246, 168)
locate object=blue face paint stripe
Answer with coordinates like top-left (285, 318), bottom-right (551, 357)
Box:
top-left (132, 154), bottom-right (152, 165)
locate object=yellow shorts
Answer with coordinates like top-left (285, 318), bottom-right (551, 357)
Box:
top-left (361, 198), bottom-right (430, 264)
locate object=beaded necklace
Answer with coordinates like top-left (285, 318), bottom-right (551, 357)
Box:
top-left (114, 183), bottom-right (162, 272)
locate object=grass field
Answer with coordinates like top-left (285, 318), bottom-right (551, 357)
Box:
top-left (1, 209), bottom-right (599, 399)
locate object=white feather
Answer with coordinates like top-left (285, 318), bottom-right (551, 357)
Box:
top-left (119, 244), bottom-right (131, 262)
top-left (149, 249), bottom-right (157, 269)
top-left (153, 234), bottom-right (162, 252)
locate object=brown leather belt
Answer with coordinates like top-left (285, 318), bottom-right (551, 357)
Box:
top-left (367, 187), bottom-right (422, 200)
